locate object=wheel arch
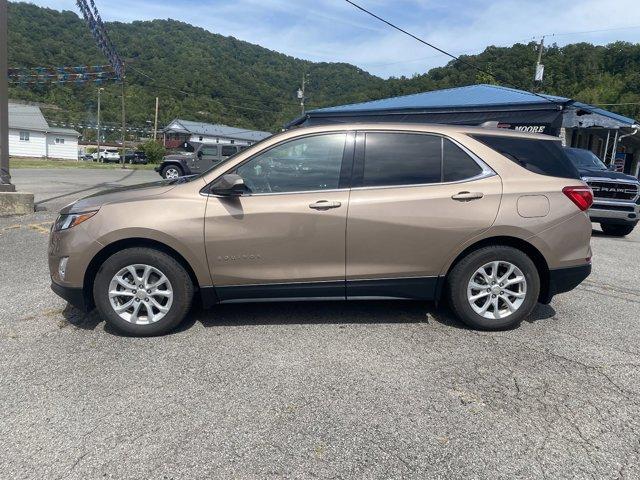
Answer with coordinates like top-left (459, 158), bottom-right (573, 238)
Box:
top-left (161, 161), bottom-right (188, 175)
top-left (83, 237), bottom-right (201, 310)
top-left (441, 236), bottom-right (551, 303)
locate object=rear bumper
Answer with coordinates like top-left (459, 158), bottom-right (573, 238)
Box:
top-left (51, 281), bottom-right (90, 312)
top-left (544, 263), bottom-right (591, 302)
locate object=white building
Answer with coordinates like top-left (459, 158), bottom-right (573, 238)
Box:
top-left (161, 119), bottom-right (271, 149)
top-left (9, 103), bottom-right (80, 160)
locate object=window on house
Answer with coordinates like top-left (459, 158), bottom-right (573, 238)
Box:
top-left (55, 138), bottom-right (65, 144)
top-left (19, 131), bottom-right (30, 142)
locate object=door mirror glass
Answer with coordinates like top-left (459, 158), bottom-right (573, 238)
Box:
top-left (210, 174), bottom-right (247, 196)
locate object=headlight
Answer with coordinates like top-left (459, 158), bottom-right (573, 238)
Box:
top-left (53, 210), bottom-right (98, 231)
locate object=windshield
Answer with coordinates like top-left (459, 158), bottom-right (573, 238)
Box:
top-left (564, 148), bottom-right (608, 170)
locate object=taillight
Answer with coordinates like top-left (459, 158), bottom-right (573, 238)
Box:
top-left (562, 186), bottom-right (593, 211)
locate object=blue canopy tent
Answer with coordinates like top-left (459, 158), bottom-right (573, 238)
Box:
top-left (287, 84), bottom-right (574, 136)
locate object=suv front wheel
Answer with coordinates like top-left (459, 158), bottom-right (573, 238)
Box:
top-left (447, 246), bottom-right (540, 330)
top-left (93, 247), bottom-right (194, 336)
top-left (162, 165), bottom-right (183, 179)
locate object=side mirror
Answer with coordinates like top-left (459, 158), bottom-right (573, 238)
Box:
top-left (197, 150), bottom-right (203, 158)
top-left (210, 174), bottom-right (247, 196)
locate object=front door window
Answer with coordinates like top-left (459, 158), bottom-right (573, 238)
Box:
top-left (236, 134), bottom-right (346, 194)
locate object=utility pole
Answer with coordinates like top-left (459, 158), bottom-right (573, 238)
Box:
top-left (96, 87), bottom-right (104, 161)
top-left (533, 36), bottom-right (545, 88)
top-left (0, 0), bottom-right (14, 191)
top-left (120, 62), bottom-right (126, 167)
top-left (297, 72), bottom-right (309, 115)
top-left (153, 96), bottom-right (159, 141)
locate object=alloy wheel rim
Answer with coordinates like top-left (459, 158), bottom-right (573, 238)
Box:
top-left (166, 168), bottom-right (179, 179)
top-left (108, 264), bottom-right (173, 325)
top-left (467, 261), bottom-right (527, 320)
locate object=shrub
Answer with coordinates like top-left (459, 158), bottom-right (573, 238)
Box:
top-left (138, 140), bottom-right (166, 164)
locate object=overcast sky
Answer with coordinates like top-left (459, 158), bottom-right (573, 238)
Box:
top-left (28, 0), bottom-right (640, 78)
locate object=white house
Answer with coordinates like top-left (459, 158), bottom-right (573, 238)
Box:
top-left (9, 102), bottom-right (80, 160)
top-left (161, 119), bottom-right (271, 149)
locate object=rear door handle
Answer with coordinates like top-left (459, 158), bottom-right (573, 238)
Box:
top-left (451, 191), bottom-right (484, 201)
top-left (309, 200), bottom-right (342, 210)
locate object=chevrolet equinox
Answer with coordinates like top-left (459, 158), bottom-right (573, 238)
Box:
top-left (49, 124), bottom-right (593, 335)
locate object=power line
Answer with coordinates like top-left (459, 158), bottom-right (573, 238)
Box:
top-left (343, 0), bottom-right (562, 107)
top-left (541, 24), bottom-right (640, 39)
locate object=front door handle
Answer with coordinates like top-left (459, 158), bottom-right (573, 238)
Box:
top-left (309, 200), bottom-right (342, 210)
top-left (451, 191), bottom-right (484, 201)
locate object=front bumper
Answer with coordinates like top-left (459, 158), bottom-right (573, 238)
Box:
top-left (51, 281), bottom-right (90, 311)
top-left (589, 200), bottom-right (639, 225)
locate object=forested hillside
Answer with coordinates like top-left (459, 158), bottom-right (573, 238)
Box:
top-left (7, 2), bottom-right (640, 137)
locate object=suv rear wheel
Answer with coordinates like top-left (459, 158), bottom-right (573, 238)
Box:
top-left (162, 165), bottom-right (183, 179)
top-left (600, 223), bottom-right (635, 237)
top-left (93, 247), bottom-right (194, 336)
top-left (447, 246), bottom-right (540, 330)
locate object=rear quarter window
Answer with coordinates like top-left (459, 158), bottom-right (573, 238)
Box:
top-left (472, 135), bottom-right (580, 180)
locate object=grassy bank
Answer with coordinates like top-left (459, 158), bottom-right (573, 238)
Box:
top-left (10, 157), bottom-right (157, 170)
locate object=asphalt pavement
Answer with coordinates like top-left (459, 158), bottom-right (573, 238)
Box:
top-left (1, 168), bottom-right (639, 479)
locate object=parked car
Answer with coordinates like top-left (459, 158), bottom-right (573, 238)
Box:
top-left (155, 141), bottom-right (248, 179)
top-left (49, 124), bottom-right (592, 336)
top-left (564, 147), bottom-right (639, 236)
top-left (80, 153), bottom-right (94, 161)
top-left (121, 151), bottom-right (148, 165)
top-left (93, 148), bottom-right (121, 163)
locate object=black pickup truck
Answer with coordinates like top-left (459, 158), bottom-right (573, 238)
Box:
top-left (155, 142), bottom-right (247, 179)
top-left (564, 147), bottom-right (640, 237)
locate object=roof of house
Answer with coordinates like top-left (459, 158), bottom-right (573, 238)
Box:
top-left (8, 102), bottom-right (80, 136)
top-left (163, 119), bottom-right (271, 142)
top-left (570, 102), bottom-right (638, 127)
top-left (308, 84), bottom-right (571, 115)
top-left (9, 103), bottom-right (50, 131)
top-left (48, 126), bottom-right (82, 136)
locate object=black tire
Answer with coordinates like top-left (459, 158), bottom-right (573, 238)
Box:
top-left (93, 247), bottom-right (194, 336)
top-left (161, 164), bottom-right (183, 179)
top-left (600, 223), bottom-right (635, 237)
top-left (447, 246), bottom-right (540, 330)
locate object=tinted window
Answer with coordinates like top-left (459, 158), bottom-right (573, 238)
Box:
top-left (363, 133), bottom-right (441, 187)
top-left (473, 135), bottom-right (580, 179)
top-left (564, 148), bottom-right (607, 171)
top-left (443, 139), bottom-right (483, 182)
top-left (237, 134), bottom-right (345, 194)
top-left (201, 146), bottom-right (218, 156)
top-left (221, 145), bottom-right (237, 157)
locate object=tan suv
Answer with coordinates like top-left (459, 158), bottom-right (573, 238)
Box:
top-left (49, 124), bottom-right (593, 336)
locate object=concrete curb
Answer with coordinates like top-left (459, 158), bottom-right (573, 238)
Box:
top-left (0, 192), bottom-right (35, 216)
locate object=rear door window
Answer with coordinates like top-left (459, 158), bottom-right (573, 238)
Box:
top-left (443, 139), bottom-right (483, 182)
top-left (362, 133), bottom-right (441, 187)
top-left (222, 145), bottom-right (238, 157)
top-left (473, 135), bottom-right (580, 179)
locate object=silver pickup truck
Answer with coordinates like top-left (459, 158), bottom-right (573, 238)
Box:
top-left (565, 147), bottom-right (640, 237)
